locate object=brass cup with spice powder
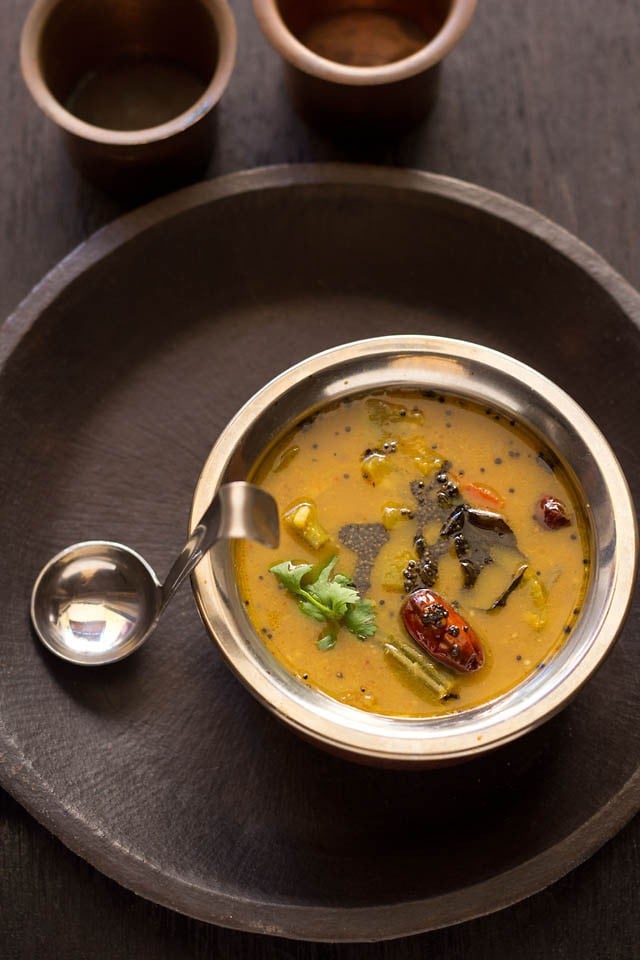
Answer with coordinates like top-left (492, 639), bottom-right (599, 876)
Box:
top-left (253, 0), bottom-right (477, 130)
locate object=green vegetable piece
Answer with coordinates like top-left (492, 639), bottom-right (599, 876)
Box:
top-left (283, 499), bottom-right (330, 550)
top-left (382, 633), bottom-right (456, 700)
top-left (366, 398), bottom-right (424, 425)
top-left (273, 445), bottom-right (300, 473)
top-left (523, 569), bottom-right (548, 630)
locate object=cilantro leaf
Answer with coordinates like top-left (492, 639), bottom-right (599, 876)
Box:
top-left (268, 554), bottom-right (377, 650)
top-left (309, 556), bottom-right (360, 619)
top-left (343, 599), bottom-right (378, 639)
top-left (270, 560), bottom-right (314, 594)
top-left (298, 599), bottom-right (328, 622)
top-left (333, 573), bottom-right (355, 587)
top-left (317, 630), bottom-right (337, 651)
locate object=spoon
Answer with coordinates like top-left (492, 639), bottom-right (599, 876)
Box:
top-left (30, 482), bottom-right (279, 666)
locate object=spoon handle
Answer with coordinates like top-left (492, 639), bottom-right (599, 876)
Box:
top-left (160, 482), bottom-right (279, 611)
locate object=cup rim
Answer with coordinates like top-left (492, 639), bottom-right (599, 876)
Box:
top-left (20, 0), bottom-right (237, 146)
top-left (252, 0), bottom-right (477, 86)
top-left (190, 335), bottom-right (638, 764)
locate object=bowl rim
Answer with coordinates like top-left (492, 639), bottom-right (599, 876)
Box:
top-left (20, 0), bottom-right (237, 146)
top-left (252, 0), bottom-right (477, 87)
top-left (191, 336), bottom-right (637, 764)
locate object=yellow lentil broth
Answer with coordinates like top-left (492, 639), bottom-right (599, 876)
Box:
top-left (234, 392), bottom-right (589, 717)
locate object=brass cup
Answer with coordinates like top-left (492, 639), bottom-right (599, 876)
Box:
top-left (21, 0), bottom-right (237, 196)
top-left (253, 0), bottom-right (476, 131)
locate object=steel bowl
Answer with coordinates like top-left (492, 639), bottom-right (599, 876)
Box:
top-left (190, 336), bottom-right (637, 767)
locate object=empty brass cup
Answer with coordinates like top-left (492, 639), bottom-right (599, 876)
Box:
top-left (21, 0), bottom-right (237, 195)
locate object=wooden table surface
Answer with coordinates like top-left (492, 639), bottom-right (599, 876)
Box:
top-left (1, 1), bottom-right (639, 956)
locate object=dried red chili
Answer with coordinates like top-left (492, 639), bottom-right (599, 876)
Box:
top-left (535, 495), bottom-right (571, 530)
top-left (401, 589), bottom-right (484, 673)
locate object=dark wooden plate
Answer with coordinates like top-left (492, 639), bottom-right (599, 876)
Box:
top-left (1, 166), bottom-right (639, 943)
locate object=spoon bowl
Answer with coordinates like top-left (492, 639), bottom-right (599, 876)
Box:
top-left (31, 481), bottom-right (279, 666)
top-left (31, 541), bottom-right (162, 665)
